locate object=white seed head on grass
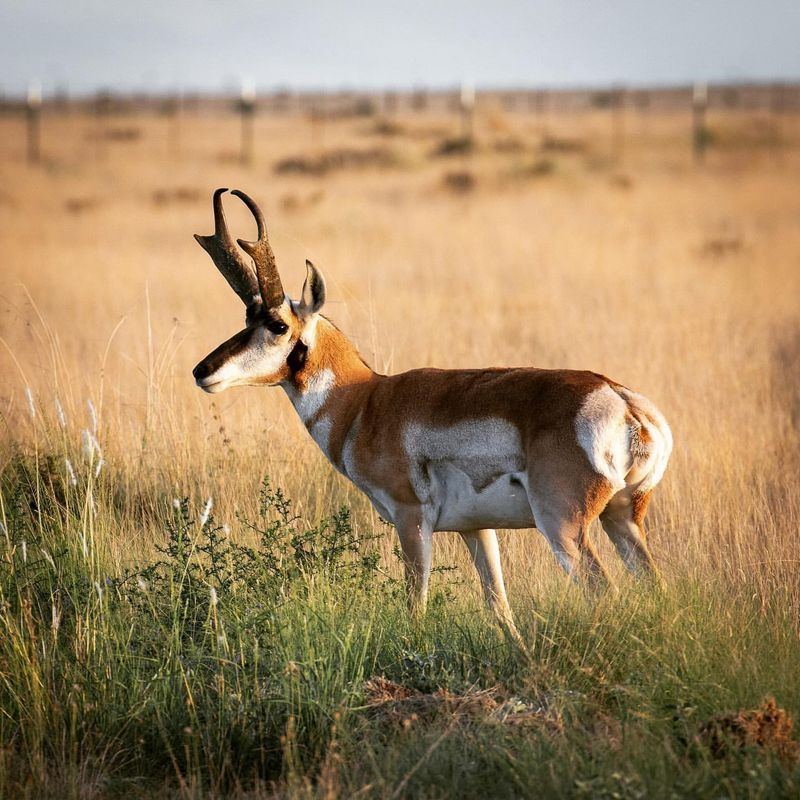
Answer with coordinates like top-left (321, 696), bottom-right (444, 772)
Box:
top-left (82, 430), bottom-right (103, 462)
top-left (40, 548), bottom-right (55, 569)
top-left (210, 586), bottom-right (218, 607)
top-left (25, 387), bottom-right (36, 419)
top-left (65, 458), bottom-right (77, 487)
top-left (55, 397), bottom-right (67, 428)
top-left (200, 497), bottom-right (213, 527)
top-left (87, 399), bottom-right (98, 434)
top-left (51, 602), bottom-right (61, 635)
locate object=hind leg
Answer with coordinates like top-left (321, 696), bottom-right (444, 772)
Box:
top-left (526, 453), bottom-right (616, 591)
top-left (533, 506), bottom-right (613, 591)
top-left (577, 531), bottom-right (616, 592)
top-left (599, 488), bottom-right (660, 580)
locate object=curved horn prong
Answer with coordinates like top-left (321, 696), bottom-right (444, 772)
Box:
top-left (231, 189), bottom-right (286, 311)
top-left (194, 188), bottom-right (261, 309)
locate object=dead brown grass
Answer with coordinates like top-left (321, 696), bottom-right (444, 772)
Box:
top-left (0, 105), bottom-right (799, 604)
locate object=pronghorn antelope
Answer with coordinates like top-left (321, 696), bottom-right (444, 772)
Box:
top-left (192, 188), bottom-right (672, 640)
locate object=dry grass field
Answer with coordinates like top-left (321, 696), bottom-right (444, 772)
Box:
top-left (1, 101), bottom-right (799, 797)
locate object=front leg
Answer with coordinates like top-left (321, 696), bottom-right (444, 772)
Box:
top-left (395, 506), bottom-right (432, 617)
top-left (460, 529), bottom-right (523, 646)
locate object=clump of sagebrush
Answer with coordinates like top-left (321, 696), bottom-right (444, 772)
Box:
top-left (0, 456), bottom-right (405, 793)
top-left (120, 477), bottom-right (390, 640)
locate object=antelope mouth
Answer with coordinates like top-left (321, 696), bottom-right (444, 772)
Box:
top-left (195, 376), bottom-right (228, 393)
top-left (193, 358), bottom-right (229, 393)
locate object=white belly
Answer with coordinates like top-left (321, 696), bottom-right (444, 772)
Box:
top-left (404, 418), bottom-right (535, 531)
top-left (428, 464), bottom-right (535, 531)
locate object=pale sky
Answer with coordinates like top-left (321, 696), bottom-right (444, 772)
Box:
top-left (2, 1), bottom-right (799, 96)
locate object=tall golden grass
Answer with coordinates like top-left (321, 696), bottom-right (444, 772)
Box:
top-left (2, 106), bottom-right (798, 596)
top-left (1, 103), bottom-right (800, 796)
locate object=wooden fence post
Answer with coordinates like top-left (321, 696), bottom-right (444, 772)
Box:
top-left (310, 94), bottom-right (326, 153)
top-left (534, 89), bottom-right (548, 140)
top-left (239, 79), bottom-right (256, 166)
top-left (460, 81), bottom-right (475, 143)
top-left (27, 79), bottom-right (42, 164)
top-left (692, 82), bottom-right (709, 165)
top-left (164, 91), bottom-right (181, 159)
top-left (612, 84), bottom-right (626, 162)
top-left (771, 81), bottom-right (785, 162)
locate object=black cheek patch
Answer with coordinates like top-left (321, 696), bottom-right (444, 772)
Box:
top-left (287, 339), bottom-right (308, 376)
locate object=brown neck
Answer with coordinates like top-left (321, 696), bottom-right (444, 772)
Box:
top-left (302, 316), bottom-right (373, 387)
top-left (283, 316), bottom-right (375, 427)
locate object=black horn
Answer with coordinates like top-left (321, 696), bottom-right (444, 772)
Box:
top-left (231, 189), bottom-right (286, 312)
top-left (194, 188), bottom-right (261, 311)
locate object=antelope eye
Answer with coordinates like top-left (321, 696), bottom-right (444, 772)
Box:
top-left (266, 320), bottom-right (288, 336)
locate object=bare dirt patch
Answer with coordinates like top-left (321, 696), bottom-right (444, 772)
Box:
top-left (363, 676), bottom-right (562, 733)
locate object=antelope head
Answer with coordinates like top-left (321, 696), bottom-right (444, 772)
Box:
top-left (192, 188), bottom-right (326, 393)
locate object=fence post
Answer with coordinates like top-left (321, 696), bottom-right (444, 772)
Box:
top-left (239, 79), bottom-right (256, 166)
top-left (27, 79), bottom-right (42, 164)
top-left (460, 81), bottom-right (475, 143)
top-left (93, 90), bottom-right (103, 162)
top-left (164, 91), bottom-right (181, 159)
top-left (612, 84), bottom-right (626, 162)
top-left (310, 95), bottom-right (325, 152)
top-left (771, 81), bottom-right (785, 162)
top-left (533, 89), bottom-right (548, 140)
top-left (692, 82), bottom-right (709, 165)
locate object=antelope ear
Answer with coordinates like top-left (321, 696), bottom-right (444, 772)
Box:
top-left (298, 260), bottom-right (326, 317)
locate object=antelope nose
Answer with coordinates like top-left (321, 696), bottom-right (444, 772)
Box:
top-left (193, 362), bottom-right (210, 381)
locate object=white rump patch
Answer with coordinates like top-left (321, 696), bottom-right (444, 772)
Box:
top-left (615, 387), bottom-right (673, 493)
top-left (574, 386), bottom-right (631, 491)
